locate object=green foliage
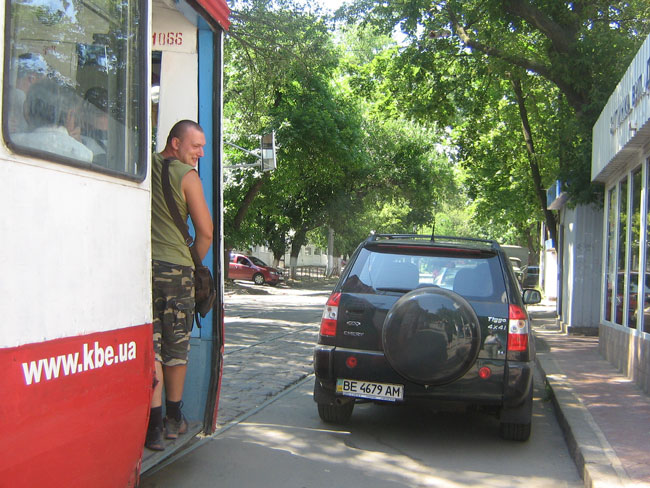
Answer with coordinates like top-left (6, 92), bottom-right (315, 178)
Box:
top-left (224, 1), bottom-right (456, 256)
top-left (224, 0), bottom-right (338, 133)
top-left (334, 0), bottom-right (648, 250)
top-left (223, 0), bottom-right (354, 254)
top-left (221, 0), bottom-right (650, 256)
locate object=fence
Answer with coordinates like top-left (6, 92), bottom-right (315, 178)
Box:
top-left (290, 265), bottom-right (329, 279)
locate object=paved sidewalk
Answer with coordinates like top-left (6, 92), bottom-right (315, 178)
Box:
top-left (217, 278), bottom-right (332, 427)
top-left (531, 304), bottom-right (650, 488)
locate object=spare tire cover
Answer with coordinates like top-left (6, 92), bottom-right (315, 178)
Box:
top-left (382, 287), bottom-right (481, 385)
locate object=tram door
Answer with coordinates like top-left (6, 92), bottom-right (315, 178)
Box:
top-left (144, 0), bottom-right (226, 469)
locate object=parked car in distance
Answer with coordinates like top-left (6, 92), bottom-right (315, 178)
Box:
top-left (522, 265), bottom-right (540, 288)
top-left (228, 253), bottom-right (283, 286)
top-left (509, 257), bottom-right (523, 283)
top-left (313, 234), bottom-right (542, 441)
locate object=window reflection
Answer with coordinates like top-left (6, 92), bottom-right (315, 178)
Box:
top-left (615, 178), bottom-right (628, 326)
top-left (629, 168), bottom-right (642, 329)
top-left (3, 0), bottom-right (143, 179)
top-left (605, 187), bottom-right (616, 322)
top-left (11, 79), bottom-right (93, 161)
top-left (645, 161), bottom-right (650, 333)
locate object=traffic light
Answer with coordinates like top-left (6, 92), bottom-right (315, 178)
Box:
top-left (260, 131), bottom-right (276, 172)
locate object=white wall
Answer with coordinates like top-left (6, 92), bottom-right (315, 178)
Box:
top-left (153, 5), bottom-right (198, 152)
top-left (560, 204), bottom-right (603, 332)
top-left (248, 245), bottom-right (329, 268)
top-left (543, 248), bottom-right (558, 300)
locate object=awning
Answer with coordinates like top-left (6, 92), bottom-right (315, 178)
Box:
top-left (188, 0), bottom-right (230, 31)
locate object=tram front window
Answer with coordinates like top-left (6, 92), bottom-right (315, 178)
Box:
top-left (3, 0), bottom-right (145, 180)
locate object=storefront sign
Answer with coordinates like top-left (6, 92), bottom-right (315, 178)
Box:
top-left (592, 34), bottom-right (650, 182)
top-left (610, 57), bottom-right (650, 134)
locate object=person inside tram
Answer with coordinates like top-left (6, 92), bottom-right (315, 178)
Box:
top-left (80, 86), bottom-right (109, 165)
top-left (147, 120), bottom-right (213, 451)
top-left (7, 53), bottom-right (49, 134)
top-left (10, 78), bottom-right (94, 162)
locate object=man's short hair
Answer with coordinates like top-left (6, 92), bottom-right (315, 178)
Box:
top-left (166, 120), bottom-right (203, 146)
top-left (24, 79), bottom-right (75, 129)
top-left (84, 86), bottom-right (108, 112)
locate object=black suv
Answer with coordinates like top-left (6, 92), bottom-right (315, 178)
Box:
top-left (313, 234), bottom-right (541, 441)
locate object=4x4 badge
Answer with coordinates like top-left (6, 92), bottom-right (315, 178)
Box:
top-left (346, 321), bottom-right (361, 327)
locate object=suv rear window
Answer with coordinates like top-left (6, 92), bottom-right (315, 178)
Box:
top-left (342, 247), bottom-right (506, 300)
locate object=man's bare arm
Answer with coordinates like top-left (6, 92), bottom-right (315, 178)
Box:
top-left (182, 170), bottom-right (213, 260)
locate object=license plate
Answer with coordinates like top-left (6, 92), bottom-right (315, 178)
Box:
top-left (336, 379), bottom-right (404, 402)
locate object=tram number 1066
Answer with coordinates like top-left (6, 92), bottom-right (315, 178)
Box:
top-left (152, 32), bottom-right (183, 47)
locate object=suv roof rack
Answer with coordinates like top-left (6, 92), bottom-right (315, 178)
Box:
top-left (366, 233), bottom-right (501, 250)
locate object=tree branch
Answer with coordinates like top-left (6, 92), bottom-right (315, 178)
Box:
top-left (233, 174), bottom-right (269, 231)
top-left (510, 76), bottom-right (558, 245)
top-left (446, 3), bottom-right (588, 114)
top-left (501, 0), bottom-right (578, 54)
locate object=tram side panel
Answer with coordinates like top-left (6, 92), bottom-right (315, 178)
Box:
top-left (0, 0), bottom-right (153, 484)
top-left (0, 162), bottom-right (153, 488)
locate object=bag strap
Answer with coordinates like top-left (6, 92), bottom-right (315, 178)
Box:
top-left (161, 159), bottom-right (209, 327)
top-left (161, 158), bottom-right (202, 268)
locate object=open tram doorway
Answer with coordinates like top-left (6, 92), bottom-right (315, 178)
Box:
top-left (143, 0), bottom-right (226, 471)
top-left (151, 52), bottom-right (161, 151)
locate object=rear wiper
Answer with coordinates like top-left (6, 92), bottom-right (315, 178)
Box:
top-left (376, 287), bottom-right (412, 293)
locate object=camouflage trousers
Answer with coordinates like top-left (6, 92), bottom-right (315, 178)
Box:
top-left (152, 260), bottom-right (195, 366)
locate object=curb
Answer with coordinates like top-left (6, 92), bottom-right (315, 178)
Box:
top-left (536, 352), bottom-right (630, 488)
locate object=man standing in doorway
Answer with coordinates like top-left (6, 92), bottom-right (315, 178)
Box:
top-left (146, 120), bottom-right (213, 450)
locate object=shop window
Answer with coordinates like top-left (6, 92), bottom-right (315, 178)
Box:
top-left (615, 177), bottom-right (628, 326)
top-left (3, 0), bottom-right (145, 180)
top-left (605, 187), bottom-right (617, 322)
top-left (645, 160), bottom-right (650, 333)
top-left (629, 168), bottom-right (642, 329)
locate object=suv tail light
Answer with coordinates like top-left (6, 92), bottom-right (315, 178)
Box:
top-left (320, 292), bottom-right (341, 337)
top-left (507, 304), bottom-right (529, 355)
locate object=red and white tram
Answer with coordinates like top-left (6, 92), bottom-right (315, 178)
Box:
top-left (0, 0), bottom-right (228, 485)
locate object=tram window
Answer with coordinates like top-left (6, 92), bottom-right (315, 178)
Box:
top-left (3, 0), bottom-right (146, 180)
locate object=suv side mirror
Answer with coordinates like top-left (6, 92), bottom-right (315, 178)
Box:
top-left (522, 289), bottom-right (542, 305)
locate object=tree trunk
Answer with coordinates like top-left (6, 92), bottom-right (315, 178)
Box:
top-left (232, 174), bottom-right (268, 231)
top-left (326, 227), bottom-right (335, 277)
top-left (511, 77), bottom-right (558, 247)
top-left (289, 227), bottom-right (308, 279)
top-left (526, 223), bottom-right (540, 266)
top-left (224, 247), bottom-right (232, 280)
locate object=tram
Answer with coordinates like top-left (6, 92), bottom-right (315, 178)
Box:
top-left (0, 0), bottom-right (229, 485)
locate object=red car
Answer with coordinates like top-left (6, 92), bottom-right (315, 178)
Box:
top-left (228, 253), bottom-right (284, 285)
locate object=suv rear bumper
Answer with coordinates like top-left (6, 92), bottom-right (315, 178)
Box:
top-left (314, 345), bottom-right (533, 407)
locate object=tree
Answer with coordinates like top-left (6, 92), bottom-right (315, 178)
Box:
top-left (224, 2), bottom-right (457, 272)
top-left (223, 0), bottom-right (343, 262)
top-left (339, 0), bottom-right (650, 245)
top-left (263, 72), bottom-right (367, 275)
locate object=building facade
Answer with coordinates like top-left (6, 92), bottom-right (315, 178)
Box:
top-left (555, 204), bottom-right (603, 335)
top-left (592, 33), bottom-right (650, 393)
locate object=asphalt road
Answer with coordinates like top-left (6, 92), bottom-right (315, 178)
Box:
top-left (140, 279), bottom-right (582, 488)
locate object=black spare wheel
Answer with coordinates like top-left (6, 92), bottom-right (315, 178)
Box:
top-left (382, 287), bottom-right (481, 385)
